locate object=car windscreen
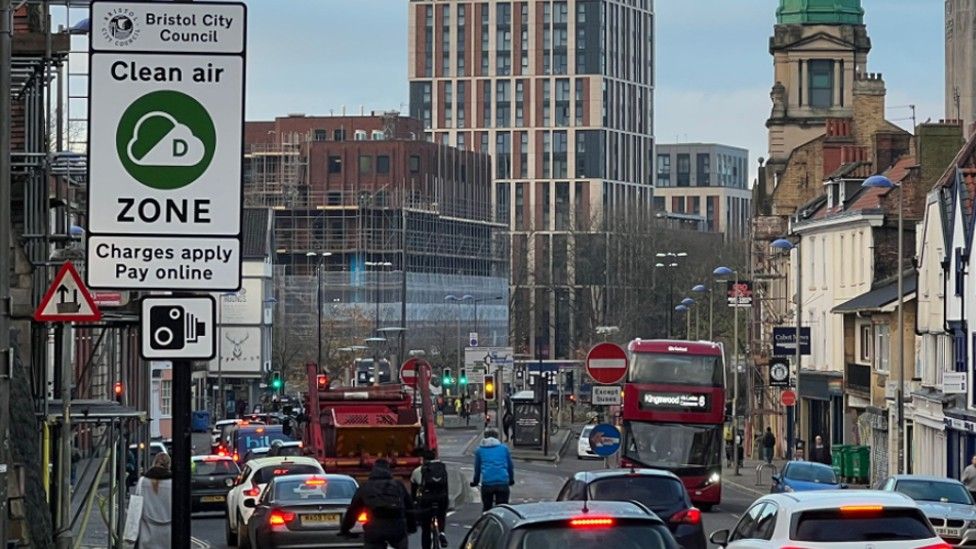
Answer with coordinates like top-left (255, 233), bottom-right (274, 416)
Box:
top-left (581, 426), bottom-right (594, 438)
top-left (791, 508), bottom-right (934, 542)
top-left (896, 479), bottom-right (974, 505)
top-left (784, 463), bottom-right (836, 484)
top-left (253, 464), bottom-right (321, 485)
top-left (587, 477), bottom-right (686, 511)
top-left (273, 446), bottom-right (303, 457)
top-left (517, 523), bottom-right (675, 549)
top-left (273, 478), bottom-right (358, 503)
top-left (192, 460), bottom-right (239, 476)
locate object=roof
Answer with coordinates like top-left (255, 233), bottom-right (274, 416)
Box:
top-left (776, 0), bottom-right (864, 25)
top-left (806, 156), bottom-right (915, 222)
top-left (191, 455), bottom-right (235, 461)
top-left (489, 501), bottom-right (660, 527)
top-left (758, 489), bottom-right (916, 510)
top-left (245, 455), bottom-right (321, 469)
top-left (241, 208), bottom-right (272, 259)
top-left (571, 468), bottom-right (682, 482)
top-left (832, 271), bottom-right (917, 313)
top-left (628, 339), bottom-right (723, 356)
top-left (888, 474), bottom-right (965, 485)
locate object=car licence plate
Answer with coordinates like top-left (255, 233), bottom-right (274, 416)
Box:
top-left (200, 495), bottom-right (225, 503)
top-left (301, 513), bottom-right (341, 527)
top-left (935, 526), bottom-right (960, 537)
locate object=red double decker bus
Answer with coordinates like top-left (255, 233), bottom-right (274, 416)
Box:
top-left (620, 339), bottom-right (726, 510)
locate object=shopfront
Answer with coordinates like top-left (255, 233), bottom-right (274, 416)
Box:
top-left (945, 410), bottom-right (976, 479)
top-left (799, 371), bottom-right (845, 446)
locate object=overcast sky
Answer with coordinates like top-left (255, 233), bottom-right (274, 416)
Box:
top-left (244, 0), bottom-right (943, 182)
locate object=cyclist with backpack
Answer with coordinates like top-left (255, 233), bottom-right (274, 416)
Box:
top-left (340, 459), bottom-right (416, 549)
top-left (469, 427), bottom-right (514, 512)
top-left (411, 449), bottom-right (450, 549)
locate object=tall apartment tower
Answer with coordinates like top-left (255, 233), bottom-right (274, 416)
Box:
top-left (947, 0), bottom-right (976, 132)
top-left (408, 0), bottom-right (655, 359)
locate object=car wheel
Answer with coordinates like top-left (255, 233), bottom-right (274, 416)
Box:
top-left (698, 503), bottom-right (713, 512)
top-left (225, 514), bottom-right (237, 547)
top-left (237, 515), bottom-right (251, 549)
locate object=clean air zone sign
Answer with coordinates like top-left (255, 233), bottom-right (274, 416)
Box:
top-left (86, 1), bottom-right (246, 290)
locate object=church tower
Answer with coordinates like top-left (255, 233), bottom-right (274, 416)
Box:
top-left (766, 0), bottom-right (871, 183)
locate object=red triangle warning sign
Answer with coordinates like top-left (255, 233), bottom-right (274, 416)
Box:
top-left (34, 262), bottom-right (102, 322)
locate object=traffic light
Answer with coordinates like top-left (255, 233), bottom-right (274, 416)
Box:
top-left (113, 381), bottom-right (124, 401)
top-left (459, 369), bottom-right (468, 386)
top-left (316, 374), bottom-right (329, 390)
top-left (271, 371), bottom-right (283, 391)
top-left (484, 374), bottom-right (496, 401)
top-left (442, 367), bottom-right (453, 386)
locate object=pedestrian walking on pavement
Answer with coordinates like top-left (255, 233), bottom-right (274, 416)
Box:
top-left (341, 458), bottom-right (416, 549)
top-left (470, 427), bottom-right (514, 512)
top-left (762, 427), bottom-right (776, 465)
top-left (502, 410), bottom-right (514, 442)
top-left (962, 455), bottom-right (976, 499)
top-left (133, 453), bottom-right (172, 549)
top-left (411, 449), bottom-right (450, 549)
top-left (809, 434), bottom-right (832, 465)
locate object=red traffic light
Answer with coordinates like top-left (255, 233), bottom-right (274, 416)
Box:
top-left (316, 374), bottom-right (329, 390)
top-left (113, 381), bottom-right (124, 398)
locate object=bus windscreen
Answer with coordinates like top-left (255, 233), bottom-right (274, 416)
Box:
top-left (629, 352), bottom-right (723, 386)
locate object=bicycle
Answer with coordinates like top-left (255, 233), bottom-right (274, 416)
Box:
top-left (415, 498), bottom-right (449, 549)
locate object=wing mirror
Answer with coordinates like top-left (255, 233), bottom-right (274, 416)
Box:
top-left (770, 475), bottom-right (780, 483)
top-left (709, 529), bottom-right (730, 547)
top-left (840, 483), bottom-right (849, 489)
top-left (243, 498), bottom-right (256, 508)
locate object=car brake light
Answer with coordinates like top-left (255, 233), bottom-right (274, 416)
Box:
top-left (243, 485), bottom-right (260, 497)
top-left (232, 452), bottom-right (239, 462)
top-left (269, 509), bottom-right (295, 526)
top-left (916, 544), bottom-right (953, 549)
top-left (357, 511), bottom-right (368, 524)
top-left (305, 478), bottom-right (326, 486)
top-left (839, 505), bottom-right (883, 514)
top-left (569, 517), bottom-right (615, 528)
top-left (670, 508), bottom-right (701, 525)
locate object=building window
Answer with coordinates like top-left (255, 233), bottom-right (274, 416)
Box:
top-left (496, 131), bottom-right (511, 179)
top-left (482, 81), bottom-right (492, 128)
top-left (457, 5), bottom-right (466, 76)
top-left (543, 80), bottom-right (551, 126)
top-left (555, 79), bottom-right (570, 126)
top-left (358, 155), bottom-right (372, 174)
top-left (553, 131), bottom-right (567, 178)
top-left (519, 132), bottom-right (528, 178)
top-left (808, 59), bottom-right (834, 108)
top-left (575, 79), bottom-right (584, 125)
top-left (160, 380), bottom-right (172, 416)
top-left (496, 2), bottom-right (512, 75)
top-left (520, 3), bottom-right (529, 73)
top-left (656, 154), bottom-right (670, 186)
top-left (480, 3), bottom-right (489, 74)
top-left (676, 154), bottom-right (690, 186)
top-left (540, 184), bottom-right (551, 230)
top-left (333, 129), bottom-right (345, 142)
top-left (953, 324), bottom-right (967, 372)
top-left (457, 81), bottom-right (466, 128)
top-left (542, 132), bottom-right (551, 178)
top-left (515, 80), bottom-right (525, 126)
top-left (496, 182), bottom-right (510, 227)
top-left (874, 324), bottom-right (890, 373)
top-left (409, 155), bottom-right (420, 173)
top-left (376, 155), bottom-right (390, 174)
top-left (515, 182), bottom-right (526, 230)
top-left (444, 81), bottom-right (453, 128)
top-left (496, 80), bottom-right (511, 127)
top-left (555, 182), bottom-right (570, 230)
top-left (328, 156), bottom-right (342, 174)
top-left (697, 153), bottom-right (710, 186)
top-left (859, 324), bottom-right (872, 363)
top-left (441, 4), bottom-right (451, 76)
top-left (424, 5), bottom-right (433, 76)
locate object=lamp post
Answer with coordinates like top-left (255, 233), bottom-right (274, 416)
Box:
top-left (655, 253), bottom-right (685, 337)
top-left (861, 173), bottom-right (906, 474)
top-left (680, 297), bottom-right (696, 339)
top-left (771, 237), bottom-right (802, 461)
top-left (307, 252), bottom-right (333, 370)
top-left (445, 294), bottom-right (474, 395)
top-left (674, 304), bottom-right (689, 339)
top-left (714, 265), bottom-right (740, 475)
top-left (366, 261), bottom-right (393, 333)
top-left (692, 284), bottom-right (711, 340)
top-left (472, 295), bottom-right (504, 342)
top-left (214, 291), bottom-right (236, 419)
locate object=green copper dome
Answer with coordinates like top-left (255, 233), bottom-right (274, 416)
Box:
top-left (776, 0), bottom-right (864, 25)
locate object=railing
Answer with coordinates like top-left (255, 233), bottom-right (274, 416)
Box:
top-left (846, 362), bottom-right (871, 394)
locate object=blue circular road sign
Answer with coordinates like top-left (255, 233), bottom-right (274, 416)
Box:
top-left (588, 423), bottom-right (622, 457)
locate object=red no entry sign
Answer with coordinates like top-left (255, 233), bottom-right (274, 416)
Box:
top-left (586, 342), bottom-right (628, 384)
top-left (400, 358), bottom-right (430, 388)
top-left (781, 389), bottom-right (797, 407)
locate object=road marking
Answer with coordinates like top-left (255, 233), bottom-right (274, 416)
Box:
top-left (722, 477), bottom-right (767, 498)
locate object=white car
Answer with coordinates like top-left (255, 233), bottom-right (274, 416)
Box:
top-left (577, 425), bottom-right (598, 459)
top-left (709, 490), bottom-right (950, 549)
top-left (212, 419), bottom-right (241, 449)
top-left (224, 456), bottom-right (324, 547)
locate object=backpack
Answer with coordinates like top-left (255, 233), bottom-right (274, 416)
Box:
top-left (421, 461), bottom-right (449, 499)
top-left (363, 479), bottom-right (404, 514)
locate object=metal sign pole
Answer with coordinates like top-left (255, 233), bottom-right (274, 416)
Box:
top-left (0, 0), bottom-right (12, 543)
top-left (171, 360), bottom-right (192, 549)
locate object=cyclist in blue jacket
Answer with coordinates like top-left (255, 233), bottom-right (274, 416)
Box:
top-left (470, 428), bottom-right (514, 512)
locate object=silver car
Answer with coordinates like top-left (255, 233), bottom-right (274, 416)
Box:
top-left (882, 474), bottom-right (976, 546)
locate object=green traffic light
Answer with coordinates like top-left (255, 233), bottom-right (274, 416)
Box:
top-left (460, 376), bottom-right (467, 385)
top-left (272, 379), bottom-right (282, 390)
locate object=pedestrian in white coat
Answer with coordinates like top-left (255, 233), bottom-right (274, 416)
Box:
top-left (134, 452), bottom-right (172, 548)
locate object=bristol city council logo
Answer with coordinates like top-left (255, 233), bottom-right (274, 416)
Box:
top-left (100, 8), bottom-right (141, 47)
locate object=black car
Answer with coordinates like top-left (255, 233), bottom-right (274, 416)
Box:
top-left (556, 469), bottom-right (706, 549)
top-left (242, 473), bottom-right (361, 549)
top-left (190, 456), bottom-right (240, 513)
top-left (460, 500), bottom-right (680, 549)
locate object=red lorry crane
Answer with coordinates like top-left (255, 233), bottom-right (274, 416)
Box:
top-left (301, 362), bottom-right (438, 482)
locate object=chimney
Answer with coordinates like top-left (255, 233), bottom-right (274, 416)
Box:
top-left (852, 72), bottom-right (887, 150)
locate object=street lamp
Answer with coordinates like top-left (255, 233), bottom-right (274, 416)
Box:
top-left (366, 261), bottom-right (394, 333)
top-left (307, 251), bottom-right (333, 371)
top-left (680, 297), bottom-right (696, 339)
top-left (445, 294), bottom-right (474, 395)
top-left (692, 283), bottom-right (712, 340)
top-left (655, 254), bottom-right (684, 337)
top-left (862, 173), bottom-right (907, 474)
top-left (713, 265), bottom-right (742, 475)
top-left (771, 237), bottom-right (801, 461)
top-left (472, 295), bottom-right (505, 341)
top-left (674, 303), bottom-right (690, 339)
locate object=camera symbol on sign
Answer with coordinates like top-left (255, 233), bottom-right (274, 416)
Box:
top-left (148, 305), bottom-right (207, 350)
